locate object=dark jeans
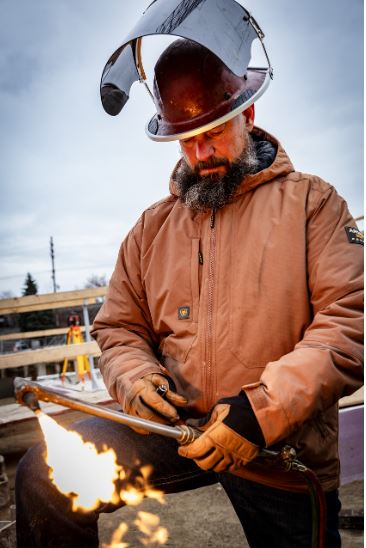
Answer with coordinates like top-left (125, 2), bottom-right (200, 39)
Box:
top-left (16, 417), bottom-right (341, 548)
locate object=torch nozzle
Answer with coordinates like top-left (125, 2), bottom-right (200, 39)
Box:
top-left (23, 391), bottom-right (41, 413)
top-left (14, 377), bottom-right (41, 413)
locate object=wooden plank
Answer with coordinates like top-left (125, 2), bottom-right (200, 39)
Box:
top-left (0, 342), bottom-right (101, 369)
top-left (0, 287), bottom-right (107, 309)
top-left (0, 287), bottom-right (107, 315)
top-left (0, 297), bottom-right (105, 315)
top-left (0, 297), bottom-right (104, 314)
top-left (339, 387), bottom-right (364, 408)
top-left (0, 327), bottom-right (85, 341)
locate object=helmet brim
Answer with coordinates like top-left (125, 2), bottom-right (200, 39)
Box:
top-left (145, 69), bottom-right (270, 142)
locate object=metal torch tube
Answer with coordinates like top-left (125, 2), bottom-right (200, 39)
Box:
top-left (13, 377), bottom-right (196, 443)
top-left (14, 377), bottom-right (277, 451)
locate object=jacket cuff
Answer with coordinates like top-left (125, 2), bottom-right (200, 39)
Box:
top-left (242, 382), bottom-right (291, 447)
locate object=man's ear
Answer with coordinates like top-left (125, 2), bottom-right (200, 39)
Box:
top-left (243, 104), bottom-right (255, 131)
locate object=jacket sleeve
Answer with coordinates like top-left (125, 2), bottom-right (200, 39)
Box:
top-left (91, 217), bottom-right (165, 408)
top-left (243, 182), bottom-right (364, 447)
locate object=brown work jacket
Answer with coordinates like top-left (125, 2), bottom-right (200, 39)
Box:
top-left (92, 127), bottom-right (363, 492)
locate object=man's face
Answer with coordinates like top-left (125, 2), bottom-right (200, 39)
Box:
top-left (175, 109), bottom-right (258, 211)
top-left (179, 112), bottom-right (249, 176)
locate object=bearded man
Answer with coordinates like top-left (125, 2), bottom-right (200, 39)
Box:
top-left (16, 13), bottom-right (363, 548)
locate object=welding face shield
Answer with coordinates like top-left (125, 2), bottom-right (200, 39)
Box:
top-left (100, 0), bottom-right (272, 142)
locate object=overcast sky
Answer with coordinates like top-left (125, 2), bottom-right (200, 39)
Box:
top-left (0, 0), bottom-right (363, 297)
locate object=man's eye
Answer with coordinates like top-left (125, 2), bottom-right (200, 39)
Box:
top-left (182, 137), bottom-right (194, 145)
top-left (207, 124), bottom-right (226, 137)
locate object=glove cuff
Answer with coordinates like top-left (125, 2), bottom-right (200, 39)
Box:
top-left (219, 391), bottom-right (265, 446)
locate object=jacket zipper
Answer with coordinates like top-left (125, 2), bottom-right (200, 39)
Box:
top-left (205, 208), bottom-right (216, 408)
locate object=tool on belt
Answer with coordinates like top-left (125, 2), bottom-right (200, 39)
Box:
top-left (14, 377), bottom-right (326, 548)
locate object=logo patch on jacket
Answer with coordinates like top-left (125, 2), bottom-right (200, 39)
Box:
top-left (178, 306), bottom-right (190, 320)
top-left (345, 226), bottom-right (364, 246)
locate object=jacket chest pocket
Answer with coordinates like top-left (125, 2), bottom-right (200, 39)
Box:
top-left (227, 220), bottom-right (290, 369)
top-left (148, 238), bottom-right (201, 362)
top-left (227, 243), bottom-right (308, 369)
top-left (229, 275), bottom-right (277, 369)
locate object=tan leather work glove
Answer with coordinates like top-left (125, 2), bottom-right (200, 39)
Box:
top-left (125, 373), bottom-right (188, 434)
top-left (178, 392), bottom-right (263, 473)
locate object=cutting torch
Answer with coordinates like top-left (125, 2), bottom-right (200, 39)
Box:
top-left (13, 376), bottom-right (325, 548)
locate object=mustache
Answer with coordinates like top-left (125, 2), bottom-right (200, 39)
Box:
top-left (175, 132), bottom-right (260, 211)
top-left (194, 157), bottom-right (230, 174)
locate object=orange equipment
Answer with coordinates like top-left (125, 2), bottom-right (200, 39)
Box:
top-left (61, 316), bottom-right (91, 383)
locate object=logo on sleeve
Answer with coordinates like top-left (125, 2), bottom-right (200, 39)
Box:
top-left (178, 306), bottom-right (190, 320)
top-left (345, 226), bottom-right (364, 246)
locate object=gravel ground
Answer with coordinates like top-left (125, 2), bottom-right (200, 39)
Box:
top-left (99, 481), bottom-right (363, 547)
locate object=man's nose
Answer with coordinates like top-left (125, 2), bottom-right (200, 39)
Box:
top-left (194, 138), bottom-right (214, 161)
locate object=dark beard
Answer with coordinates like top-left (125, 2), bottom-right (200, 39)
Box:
top-left (175, 134), bottom-right (259, 211)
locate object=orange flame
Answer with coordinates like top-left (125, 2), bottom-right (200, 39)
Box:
top-left (119, 466), bottom-right (166, 507)
top-left (102, 522), bottom-right (129, 548)
top-left (135, 511), bottom-right (169, 545)
top-left (36, 410), bottom-right (169, 545)
top-left (37, 411), bottom-right (121, 512)
top-left (103, 512), bottom-right (168, 547)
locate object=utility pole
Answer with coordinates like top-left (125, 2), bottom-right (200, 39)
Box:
top-left (50, 236), bottom-right (57, 293)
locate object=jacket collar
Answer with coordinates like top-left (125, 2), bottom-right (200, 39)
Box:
top-left (169, 126), bottom-right (295, 198)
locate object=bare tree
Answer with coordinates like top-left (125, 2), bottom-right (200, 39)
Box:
top-left (84, 274), bottom-right (107, 288)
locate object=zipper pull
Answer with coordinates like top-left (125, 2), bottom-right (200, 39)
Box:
top-left (198, 251), bottom-right (204, 265)
top-left (210, 209), bottom-right (216, 229)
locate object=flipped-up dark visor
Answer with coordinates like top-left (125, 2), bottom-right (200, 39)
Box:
top-left (100, 0), bottom-right (271, 116)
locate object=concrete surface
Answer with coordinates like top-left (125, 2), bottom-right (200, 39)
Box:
top-left (99, 481), bottom-right (364, 547)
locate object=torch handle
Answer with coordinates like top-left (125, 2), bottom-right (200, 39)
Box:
top-left (14, 377), bottom-right (199, 443)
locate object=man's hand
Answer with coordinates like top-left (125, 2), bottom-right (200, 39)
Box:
top-left (178, 392), bottom-right (263, 473)
top-left (125, 373), bottom-right (188, 434)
